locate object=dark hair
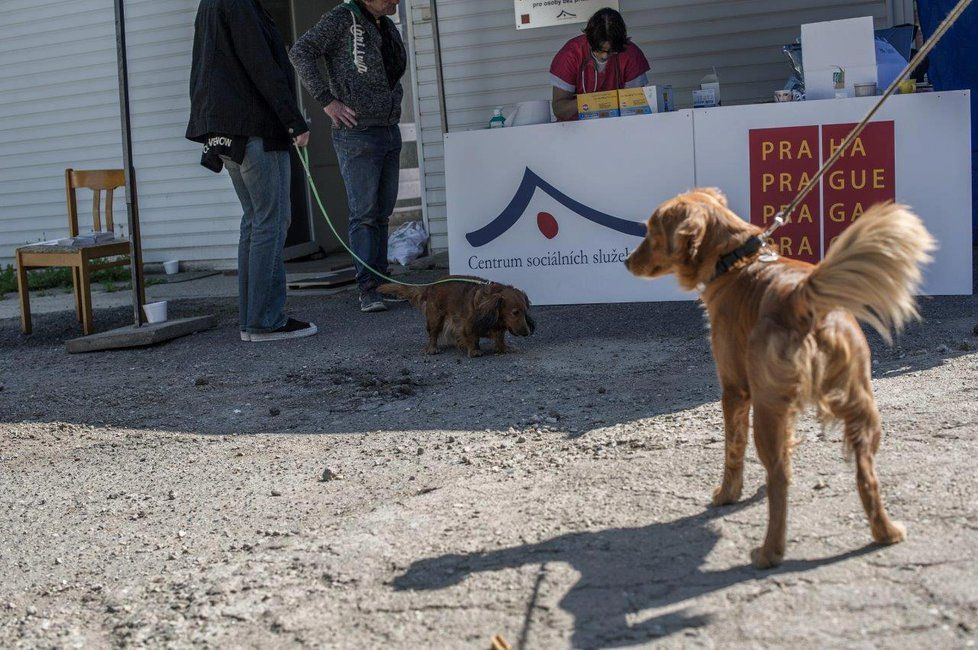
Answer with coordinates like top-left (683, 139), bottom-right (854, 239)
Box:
top-left (584, 8), bottom-right (629, 53)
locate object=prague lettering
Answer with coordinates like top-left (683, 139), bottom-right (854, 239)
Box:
top-left (748, 121), bottom-right (895, 263)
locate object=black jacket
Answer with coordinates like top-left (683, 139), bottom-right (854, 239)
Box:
top-left (186, 0), bottom-right (308, 144)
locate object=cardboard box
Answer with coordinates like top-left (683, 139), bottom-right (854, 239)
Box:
top-left (642, 85), bottom-right (673, 113)
top-left (616, 86), bottom-right (674, 116)
top-left (577, 90), bottom-right (620, 120)
top-left (617, 88), bottom-right (651, 116)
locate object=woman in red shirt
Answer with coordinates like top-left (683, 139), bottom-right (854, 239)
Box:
top-left (550, 8), bottom-right (651, 121)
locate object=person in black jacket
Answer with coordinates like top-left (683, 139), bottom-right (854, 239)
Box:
top-left (186, 0), bottom-right (317, 342)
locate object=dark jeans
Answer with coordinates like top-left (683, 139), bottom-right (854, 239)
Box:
top-left (222, 137), bottom-right (290, 333)
top-left (331, 125), bottom-right (402, 292)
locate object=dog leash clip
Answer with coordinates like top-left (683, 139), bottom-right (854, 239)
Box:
top-left (760, 212), bottom-right (785, 244)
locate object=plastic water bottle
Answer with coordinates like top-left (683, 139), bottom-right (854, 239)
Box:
top-left (489, 107), bottom-right (505, 129)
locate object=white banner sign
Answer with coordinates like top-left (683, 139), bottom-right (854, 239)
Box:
top-left (446, 92), bottom-right (972, 305)
top-left (515, 0), bottom-right (620, 30)
top-left (446, 112), bottom-right (697, 305)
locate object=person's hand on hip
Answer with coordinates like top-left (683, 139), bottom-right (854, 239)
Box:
top-left (294, 131), bottom-right (311, 147)
top-left (325, 100), bottom-right (358, 128)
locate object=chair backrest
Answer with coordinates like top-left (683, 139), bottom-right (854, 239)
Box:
top-left (65, 169), bottom-right (126, 237)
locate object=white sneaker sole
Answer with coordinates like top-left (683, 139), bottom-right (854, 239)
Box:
top-left (248, 323), bottom-right (319, 342)
top-left (240, 332), bottom-right (251, 342)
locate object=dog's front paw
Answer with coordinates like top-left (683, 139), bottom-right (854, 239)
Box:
top-left (712, 483), bottom-right (742, 507)
top-left (750, 546), bottom-right (784, 570)
top-left (872, 520), bottom-right (907, 545)
top-left (467, 349), bottom-right (484, 358)
top-left (424, 345), bottom-right (440, 355)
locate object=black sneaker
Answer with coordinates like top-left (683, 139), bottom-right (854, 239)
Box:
top-left (360, 290), bottom-right (388, 313)
top-left (249, 318), bottom-right (319, 342)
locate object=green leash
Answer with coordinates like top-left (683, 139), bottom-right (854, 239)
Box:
top-left (294, 144), bottom-right (485, 289)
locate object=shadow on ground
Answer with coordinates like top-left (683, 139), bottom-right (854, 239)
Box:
top-left (1, 264), bottom-right (975, 438)
top-left (394, 489), bottom-right (877, 647)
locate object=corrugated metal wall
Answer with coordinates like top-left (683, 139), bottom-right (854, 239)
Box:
top-left (407, 0), bottom-right (900, 252)
top-left (0, 0), bottom-right (125, 265)
top-left (125, 0), bottom-right (241, 267)
top-left (0, 0), bottom-right (242, 268)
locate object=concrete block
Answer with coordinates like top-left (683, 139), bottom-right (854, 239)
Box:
top-left (66, 315), bottom-right (216, 353)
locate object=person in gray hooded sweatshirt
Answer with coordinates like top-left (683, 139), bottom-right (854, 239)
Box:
top-left (290, 0), bottom-right (406, 313)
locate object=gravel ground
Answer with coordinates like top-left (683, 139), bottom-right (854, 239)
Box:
top-left (1, 268), bottom-right (977, 649)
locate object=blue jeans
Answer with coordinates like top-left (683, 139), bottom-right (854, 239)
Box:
top-left (223, 137), bottom-right (290, 334)
top-left (332, 125), bottom-right (402, 292)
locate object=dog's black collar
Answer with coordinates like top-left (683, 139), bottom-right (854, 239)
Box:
top-left (711, 235), bottom-right (764, 282)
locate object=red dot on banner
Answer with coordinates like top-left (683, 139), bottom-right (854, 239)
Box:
top-left (537, 212), bottom-right (559, 239)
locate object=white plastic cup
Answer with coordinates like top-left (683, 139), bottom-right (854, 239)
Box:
top-left (163, 260), bottom-right (180, 275)
top-left (143, 301), bottom-right (168, 324)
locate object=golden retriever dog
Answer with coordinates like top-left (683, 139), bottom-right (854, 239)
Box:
top-left (625, 188), bottom-right (935, 568)
top-left (379, 278), bottom-right (535, 357)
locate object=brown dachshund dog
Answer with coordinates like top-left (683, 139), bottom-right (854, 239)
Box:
top-left (379, 278), bottom-right (535, 357)
top-left (625, 188), bottom-right (935, 568)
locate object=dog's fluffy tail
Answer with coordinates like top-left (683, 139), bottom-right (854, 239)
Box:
top-left (377, 283), bottom-right (425, 308)
top-left (802, 203), bottom-right (935, 343)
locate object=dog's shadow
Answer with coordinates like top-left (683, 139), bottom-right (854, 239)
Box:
top-left (393, 491), bottom-right (876, 647)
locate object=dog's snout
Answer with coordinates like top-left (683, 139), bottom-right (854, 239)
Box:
top-left (525, 313), bottom-right (537, 335)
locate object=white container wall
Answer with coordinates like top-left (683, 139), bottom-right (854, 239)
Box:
top-left (406, 0), bottom-right (910, 253)
top-left (0, 0), bottom-right (243, 269)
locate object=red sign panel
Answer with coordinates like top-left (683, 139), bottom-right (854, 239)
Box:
top-left (821, 121), bottom-right (896, 250)
top-left (749, 121), bottom-right (896, 263)
top-left (749, 126), bottom-right (821, 264)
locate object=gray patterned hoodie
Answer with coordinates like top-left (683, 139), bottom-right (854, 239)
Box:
top-left (289, 0), bottom-right (406, 128)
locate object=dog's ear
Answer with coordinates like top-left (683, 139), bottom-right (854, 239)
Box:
top-left (695, 187), bottom-right (728, 207)
top-left (671, 202), bottom-right (710, 267)
top-left (516, 289), bottom-right (536, 333)
top-left (474, 291), bottom-right (503, 333)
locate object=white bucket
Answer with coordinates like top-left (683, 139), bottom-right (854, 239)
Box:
top-left (163, 260), bottom-right (180, 275)
top-left (143, 301), bottom-right (168, 324)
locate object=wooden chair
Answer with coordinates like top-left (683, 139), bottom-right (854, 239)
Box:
top-left (15, 169), bottom-right (139, 336)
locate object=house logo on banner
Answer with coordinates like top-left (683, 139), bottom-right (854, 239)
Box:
top-left (515, 0), bottom-right (620, 30)
top-left (464, 168), bottom-right (645, 247)
top-left (749, 121), bottom-right (895, 264)
top-left (463, 167), bottom-right (646, 273)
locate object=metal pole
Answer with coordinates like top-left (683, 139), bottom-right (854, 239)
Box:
top-left (114, 0), bottom-right (146, 326)
top-left (429, 0), bottom-right (449, 134)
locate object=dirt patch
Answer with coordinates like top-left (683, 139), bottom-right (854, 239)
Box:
top-left (2, 272), bottom-right (977, 648)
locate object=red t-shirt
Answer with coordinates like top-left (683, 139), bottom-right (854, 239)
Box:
top-left (550, 34), bottom-right (651, 120)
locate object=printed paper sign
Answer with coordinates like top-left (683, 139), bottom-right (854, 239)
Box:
top-left (515, 0), bottom-right (620, 30)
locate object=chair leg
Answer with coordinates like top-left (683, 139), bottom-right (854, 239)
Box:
top-left (72, 266), bottom-right (83, 322)
top-left (15, 252), bottom-right (31, 335)
top-left (79, 260), bottom-right (94, 336)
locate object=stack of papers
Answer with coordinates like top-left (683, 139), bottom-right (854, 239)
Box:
top-left (62, 231), bottom-right (116, 246)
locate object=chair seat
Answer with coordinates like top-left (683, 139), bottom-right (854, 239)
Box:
top-left (17, 239), bottom-right (130, 255)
